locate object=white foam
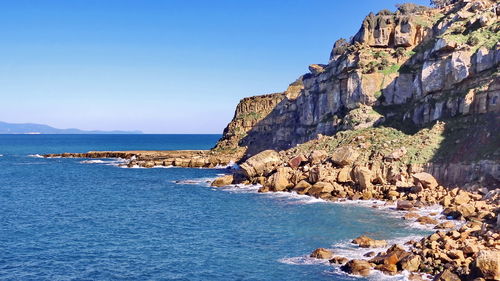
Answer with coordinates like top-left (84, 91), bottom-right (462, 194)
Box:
top-left (278, 255), bottom-right (329, 266)
top-left (152, 165), bottom-right (174, 168)
top-left (215, 184), bottom-right (261, 193)
top-left (324, 266), bottom-right (415, 281)
top-left (213, 161), bottom-right (239, 169)
top-left (261, 191), bottom-right (329, 205)
top-left (78, 158), bottom-right (130, 167)
top-left (28, 154), bottom-right (44, 158)
top-left (0, 154), bottom-right (3, 157)
top-left (174, 178), bottom-right (214, 186)
top-left (123, 164), bottom-right (143, 169)
top-left (80, 160), bottom-right (106, 164)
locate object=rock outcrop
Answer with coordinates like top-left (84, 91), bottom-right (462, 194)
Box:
top-left (44, 150), bottom-right (240, 169)
top-left (210, 0), bottom-right (499, 187)
top-left (310, 248), bottom-right (333, 259)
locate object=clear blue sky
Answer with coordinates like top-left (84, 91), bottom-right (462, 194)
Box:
top-left (0, 0), bottom-right (429, 133)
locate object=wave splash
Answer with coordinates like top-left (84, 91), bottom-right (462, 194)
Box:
top-left (28, 154), bottom-right (45, 158)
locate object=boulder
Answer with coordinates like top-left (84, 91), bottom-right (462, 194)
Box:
top-left (434, 269), bottom-right (461, 281)
top-left (310, 248), bottom-right (333, 259)
top-left (416, 216), bottom-right (438, 225)
top-left (308, 150), bottom-right (328, 164)
top-left (240, 150), bottom-right (282, 178)
top-left (364, 251), bottom-right (376, 257)
top-left (454, 192), bottom-right (471, 205)
top-left (267, 167), bottom-right (292, 191)
top-left (456, 203), bottom-right (476, 218)
top-left (370, 244), bottom-right (409, 266)
top-left (375, 263), bottom-right (398, 274)
top-left (447, 250), bottom-right (465, 262)
top-left (473, 250), bottom-right (500, 280)
top-left (435, 221), bottom-right (455, 229)
top-left (211, 175), bottom-right (234, 187)
top-left (288, 154), bottom-right (307, 169)
top-left (463, 244), bottom-right (479, 255)
top-left (331, 146), bottom-right (359, 166)
top-left (308, 166), bottom-right (325, 183)
top-left (354, 166), bottom-right (372, 190)
top-left (329, 256), bottom-right (349, 265)
top-left (397, 200), bottom-right (414, 211)
top-left (258, 185), bottom-right (270, 193)
top-left (340, 259), bottom-right (372, 276)
top-left (308, 182), bottom-right (334, 197)
top-left (404, 212), bottom-right (420, 220)
top-left (352, 235), bottom-right (387, 248)
top-left (292, 180), bottom-right (312, 195)
top-left (400, 254), bottom-right (421, 272)
top-left (442, 195), bottom-right (453, 207)
top-left (412, 172), bottom-right (438, 189)
top-left (337, 166), bottom-right (352, 183)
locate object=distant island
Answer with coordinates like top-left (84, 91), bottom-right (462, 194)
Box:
top-left (0, 121), bottom-right (142, 134)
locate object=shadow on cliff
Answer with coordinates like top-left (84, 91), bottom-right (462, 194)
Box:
top-left (237, 96), bottom-right (297, 158)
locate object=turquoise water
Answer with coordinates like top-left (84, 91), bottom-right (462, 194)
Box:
top-left (0, 135), bottom-right (430, 280)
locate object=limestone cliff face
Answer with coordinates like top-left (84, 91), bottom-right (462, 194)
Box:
top-left (351, 5), bottom-right (434, 49)
top-left (214, 0), bottom-right (500, 182)
top-left (213, 92), bottom-right (287, 153)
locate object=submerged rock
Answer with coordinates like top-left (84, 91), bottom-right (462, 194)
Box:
top-left (211, 175), bottom-right (234, 187)
top-left (310, 248), bottom-right (333, 259)
top-left (292, 180), bottom-right (312, 194)
top-left (397, 200), bottom-right (414, 210)
top-left (416, 216), bottom-right (439, 225)
top-left (341, 259), bottom-right (372, 276)
top-left (352, 235), bottom-right (387, 248)
top-left (329, 256), bottom-right (349, 264)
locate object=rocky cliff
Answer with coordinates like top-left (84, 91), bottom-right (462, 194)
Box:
top-left (214, 0), bottom-right (500, 186)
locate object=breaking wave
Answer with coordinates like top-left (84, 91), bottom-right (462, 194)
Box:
top-left (28, 154), bottom-right (44, 158)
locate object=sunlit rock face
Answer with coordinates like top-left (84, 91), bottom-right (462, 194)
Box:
top-left (212, 0), bottom-right (499, 183)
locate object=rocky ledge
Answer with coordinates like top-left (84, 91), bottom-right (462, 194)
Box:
top-left (211, 147), bottom-right (500, 280)
top-left (43, 150), bottom-right (241, 168)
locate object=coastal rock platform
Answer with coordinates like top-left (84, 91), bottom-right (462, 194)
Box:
top-left (43, 150), bottom-right (242, 168)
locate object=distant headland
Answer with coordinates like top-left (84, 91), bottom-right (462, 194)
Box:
top-left (0, 121), bottom-right (142, 134)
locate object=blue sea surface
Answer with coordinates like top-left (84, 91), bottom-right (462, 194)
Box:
top-left (0, 135), bottom-right (430, 281)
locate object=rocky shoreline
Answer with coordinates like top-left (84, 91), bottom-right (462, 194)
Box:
top-left (209, 147), bottom-right (499, 280)
top-left (43, 150), bottom-right (240, 169)
top-left (43, 146), bottom-right (500, 280)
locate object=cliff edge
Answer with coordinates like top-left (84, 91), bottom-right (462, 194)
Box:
top-left (214, 0), bottom-right (500, 187)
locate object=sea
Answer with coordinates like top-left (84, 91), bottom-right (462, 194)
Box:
top-left (0, 134), bottom-right (438, 281)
